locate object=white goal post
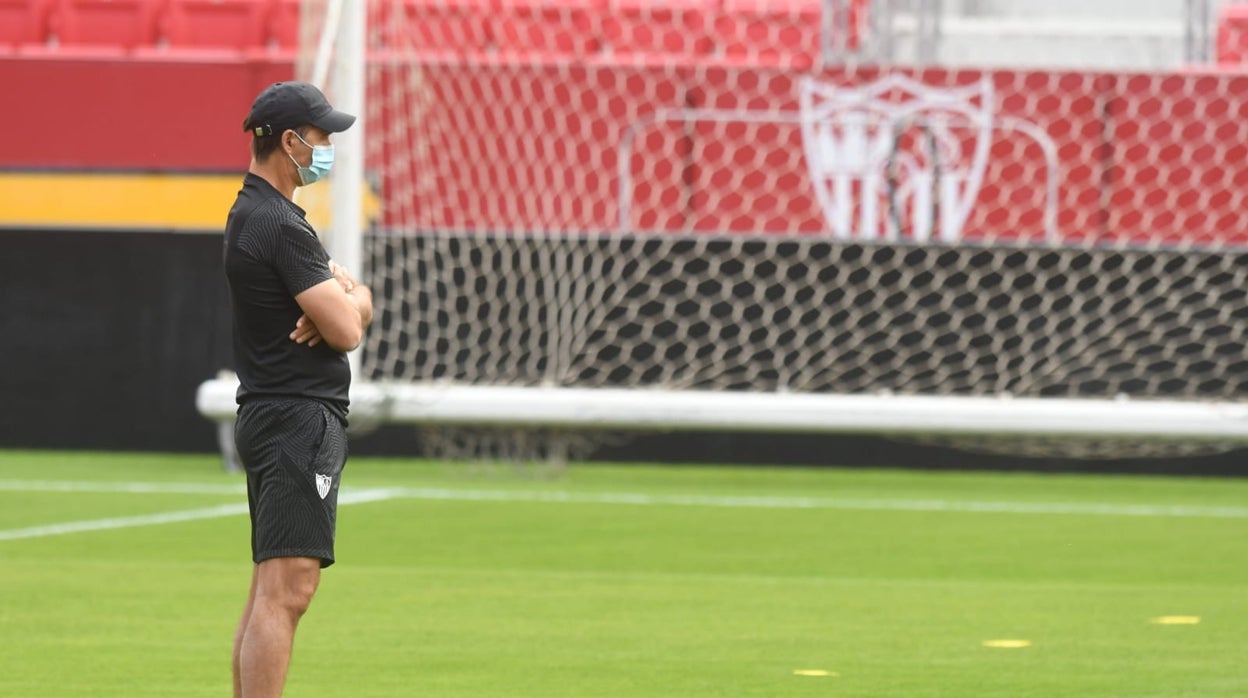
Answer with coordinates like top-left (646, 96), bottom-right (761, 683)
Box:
top-left (197, 0), bottom-right (1248, 462)
top-left (197, 381), bottom-right (1248, 441)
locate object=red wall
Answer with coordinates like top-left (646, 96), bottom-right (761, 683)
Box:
top-left (4, 51), bottom-right (1248, 246)
top-left (0, 52), bottom-right (293, 171)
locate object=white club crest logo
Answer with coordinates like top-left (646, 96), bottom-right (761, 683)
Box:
top-left (800, 74), bottom-right (995, 243)
top-left (315, 473), bottom-right (332, 500)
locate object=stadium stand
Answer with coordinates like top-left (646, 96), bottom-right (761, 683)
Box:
top-left (715, 0), bottom-right (825, 68)
top-left (602, 0), bottom-right (714, 57)
top-left (1217, 2), bottom-right (1248, 63)
top-left (0, 0), bottom-right (1236, 68)
top-left (266, 0), bottom-right (299, 51)
top-left (50, 0), bottom-right (164, 50)
top-left (0, 0), bottom-right (54, 47)
top-left (493, 0), bottom-right (603, 57)
top-left (0, 0), bottom-right (859, 60)
top-left (380, 0), bottom-right (495, 55)
top-left (163, 0), bottom-right (270, 51)
top-left (1, 0), bottom-right (300, 55)
top-left (933, 0), bottom-right (1216, 69)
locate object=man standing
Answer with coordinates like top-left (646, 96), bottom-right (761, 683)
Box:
top-left (224, 81), bottom-right (372, 698)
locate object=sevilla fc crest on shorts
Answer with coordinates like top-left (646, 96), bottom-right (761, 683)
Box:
top-left (315, 473), bottom-right (332, 500)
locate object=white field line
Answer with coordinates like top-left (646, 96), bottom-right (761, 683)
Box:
top-left (1, 480), bottom-right (1247, 526)
top-left (0, 480), bottom-right (245, 495)
top-left (383, 487), bottom-right (1248, 519)
top-left (0, 488), bottom-right (395, 542)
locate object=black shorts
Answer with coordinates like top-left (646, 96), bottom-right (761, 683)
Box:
top-left (234, 397), bottom-right (348, 568)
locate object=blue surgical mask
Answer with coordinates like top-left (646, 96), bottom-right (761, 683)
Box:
top-left (289, 131), bottom-right (335, 186)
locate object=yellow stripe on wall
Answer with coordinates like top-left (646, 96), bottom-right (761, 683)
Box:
top-left (0, 173), bottom-right (244, 231)
top-left (0, 173), bottom-right (380, 232)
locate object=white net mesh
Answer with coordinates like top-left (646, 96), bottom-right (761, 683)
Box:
top-left (343, 1), bottom-right (1247, 459)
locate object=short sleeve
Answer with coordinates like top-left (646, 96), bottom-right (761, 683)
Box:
top-left (273, 218), bottom-right (334, 297)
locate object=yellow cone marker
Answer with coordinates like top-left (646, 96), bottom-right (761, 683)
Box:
top-left (982, 639), bottom-right (1032, 648)
top-left (793, 669), bottom-right (838, 677)
top-left (1151, 616), bottom-right (1201, 625)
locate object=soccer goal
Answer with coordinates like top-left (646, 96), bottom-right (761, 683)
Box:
top-left (197, 0), bottom-right (1248, 462)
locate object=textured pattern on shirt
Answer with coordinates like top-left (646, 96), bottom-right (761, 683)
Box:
top-left (224, 173), bottom-right (350, 414)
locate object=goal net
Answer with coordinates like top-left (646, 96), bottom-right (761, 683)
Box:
top-left (273, 0), bottom-right (1248, 459)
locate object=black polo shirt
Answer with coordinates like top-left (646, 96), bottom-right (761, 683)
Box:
top-left (223, 173), bottom-right (350, 421)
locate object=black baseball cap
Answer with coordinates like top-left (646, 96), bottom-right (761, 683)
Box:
top-left (243, 81), bottom-right (356, 137)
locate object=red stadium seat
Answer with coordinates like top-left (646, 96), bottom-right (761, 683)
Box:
top-left (1217, 3), bottom-right (1248, 65)
top-left (51, 0), bottom-right (165, 49)
top-left (379, 0), bottom-right (494, 54)
top-left (164, 0), bottom-right (269, 50)
top-left (266, 0), bottom-right (301, 52)
top-left (603, 0), bottom-right (715, 57)
top-left (714, 0), bottom-right (822, 68)
top-left (493, 0), bottom-right (605, 57)
top-left (0, 0), bottom-right (55, 46)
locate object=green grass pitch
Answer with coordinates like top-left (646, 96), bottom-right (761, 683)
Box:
top-left (0, 450), bottom-right (1245, 697)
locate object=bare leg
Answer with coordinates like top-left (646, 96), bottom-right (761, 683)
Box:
top-left (238, 557), bottom-right (322, 698)
top-left (233, 565), bottom-right (260, 698)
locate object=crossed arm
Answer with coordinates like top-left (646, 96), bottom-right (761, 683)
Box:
top-left (290, 262), bottom-right (374, 352)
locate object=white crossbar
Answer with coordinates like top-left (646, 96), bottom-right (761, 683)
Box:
top-left (196, 378), bottom-right (1248, 441)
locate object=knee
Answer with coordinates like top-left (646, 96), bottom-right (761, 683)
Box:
top-left (256, 560), bottom-right (321, 618)
top-left (280, 578), bottom-right (318, 618)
